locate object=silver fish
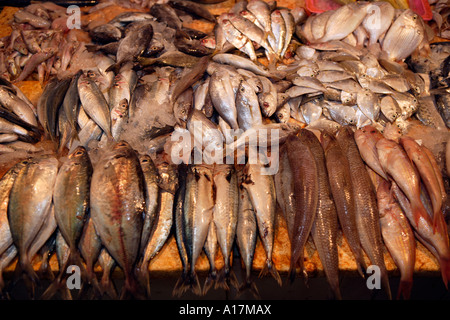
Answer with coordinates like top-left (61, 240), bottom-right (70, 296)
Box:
top-left (381, 9), bottom-right (425, 61)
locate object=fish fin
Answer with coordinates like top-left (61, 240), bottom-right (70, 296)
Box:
top-left (396, 278), bottom-right (413, 300)
top-left (259, 259), bottom-right (282, 286)
top-left (120, 273), bottom-right (146, 300)
top-left (439, 257), bottom-right (450, 290)
top-left (101, 272), bottom-right (118, 300)
top-left (105, 62), bottom-right (121, 74)
top-left (187, 271), bottom-right (202, 296)
top-left (202, 269), bottom-right (218, 295)
top-left (411, 200), bottom-right (428, 227)
top-left (215, 267), bottom-right (231, 291)
top-left (135, 264), bottom-right (151, 298)
top-left (84, 44), bottom-right (99, 53)
top-left (19, 254), bottom-right (40, 288)
top-left (172, 270), bottom-right (189, 297)
top-left (236, 278), bottom-right (261, 299)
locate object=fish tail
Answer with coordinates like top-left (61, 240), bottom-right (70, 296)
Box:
top-left (70, 250), bottom-right (103, 299)
top-left (105, 62), bottom-right (121, 74)
top-left (101, 272), bottom-right (118, 299)
top-left (432, 208), bottom-right (447, 235)
top-left (237, 277), bottom-right (260, 299)
top-left (172, 270), bottom-right (189, 297)
top-left (411, 200), bottom-right (429, 227)
top-left (439, 256), bottom-right (450, 289)
top-left (259, 259), bottom-right (282, 286)
top-left (215, 267), bottom-right (231, 291)
top-left (396, 278), bottom-right (413, 300)
top-left (19, 254), bottom-right (40, 286)
top-left (135, 264), bottom-right (151, 298)
top-left (121, 272), bottom-right (146, 300)
top-left (202, 269), bottom-right (218, 295)
top-left (381, 267), bottom-right (392, 300)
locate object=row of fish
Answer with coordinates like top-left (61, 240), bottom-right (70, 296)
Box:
top-left (0, 122), bottom-right (448, 300)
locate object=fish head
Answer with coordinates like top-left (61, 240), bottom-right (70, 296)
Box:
top-left (69, 146), bottom-right (88, 159)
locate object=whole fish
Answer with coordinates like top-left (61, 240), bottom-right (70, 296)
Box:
top-left (14, 47), bottom-right (56, 83)
top-left (90, 141), bottom-right (145, 299)
top-left (236, 166), bottom-right (259, 298)
top-left (7, 155), bottom-right (58, 285)
top-left (336, 126), bottom-right (391, 299)
top-left (320, 130), bottom-right (366, 277)
top-left (380, 95), bottom-right (401, 123)
top-left (0, 160), bottom-right (28, 259)
top-left (53, 146), bottom-right (92, 266)
top-left (356, 89), bottom-right (380, 122)
top-left (182, 164), bottom-right (215, 295)
top-left (354, 125), bottom-right (389, 180)
top-left (236, 79), bottom-right (263, 131)
top-left (172, 165), bottom-right (189, 298)
top-left (392, 182), bottom-right (450, 289)
top-left (284, 132), bottom-right (318, 283)
top-left (0, 86), bottom-right (37, 127)
top-left (376, 137), bottom-right (428, 228)
top-left (213, 164), bottom-right (239, 290)
top-left (257, 76), bottom-right (278, 118)
top-left (106, 22), bottom-right (154, 73)
top-left (138, 160), bottom-right (178, 297)
top-left (219, 16), bottom-right (257, 61)
top-left (78, 73), bottom-right (113, 139)
top-left (377, 179), bottom-right (415, 300)
top-left (241, 161), bottom-right (281, 286)
top-left (268, 10), bottom-right (286, 59)
top-left (111, 98), bottom-right (129, 141)
top-left (62, 70), bottom-right (82, 140)
top-left (246, 0), bottom-right (274, 40)
top-left (400, 136), bottom-right (447, 230)
top-left (173, 87), bottom-right (193, 127)
top-left (168, 0), bottom-right (216, 22)
top-left (381, 9), bottom-right (425, 61)
top-left (304, 129), bottom-right (341, 299)
top-left (316, 3), bottom-right (369, 43)
top-left (362, 2), bottom-right (395, 46)
top-left (416, 95), bottom-right (447, 130)
top-left (209, 69), bottom-right (239, 130)
top-left (138, 155), bottom-right (160, 253)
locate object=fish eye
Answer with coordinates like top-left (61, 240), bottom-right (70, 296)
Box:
top-left (141, 159), bottom-right (149, 163)
top-left (240, 86), bottom-right (245, 92)
top-left (75, 150), bottom-right (85, 156)
top-left (263, 102), bottom-right (269, 108)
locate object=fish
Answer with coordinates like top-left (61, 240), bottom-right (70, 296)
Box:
top-left (138, 155), bottom-right (160, 254)
top-left (168, 0), bottom-right (216, 22)
top-left (212, 53), bottom-right (286, 80)
top-left (392, 181), bottom-right (450, 289)
top-left (106, 22), bottom-right (154, 73)
top-left (381, 9), bottom-right (425, 61)
top-left (78, 216), bottom-right (102, 294)
top-left (354, 125), bottom-right (389, 180)
top-left (236, 80), bottom-right (262, 131)
top-left (268, 10), bottom-right (287, 59)
top-left (320, 130), bottom-right (366, 277)
top-left (415, 95), bottom-right (447, 130)
top-left (376, 137), bottom-right (429, 228)
top-left (110, 98), bottom-right (129, 141)
top-left (90, 141), bottom-right (146, 299)
top-left (171, 56), bottom-right (209, 104)
top-left (377, 179), bottom-right (416, 300)
top-left (236, 166), bottom-right (259, 298)
top-left (212, 164), bottom-right (239, 290)
top-left (316, 3), bottom-right (369, 43)
top-left (336, 126), bottom-right (391, 299)
top-left (203, 205), bottom-right (219, 295)
top-left (400, 136), bottom-right (447, 230)
top-left (89, 24), bottom-right (123, 44)
top-left (47, 146), bottom-right (93, 297)
top-left (173, 87), bottom-right (193, 127)
top-left (219, 16), bottom-right (257, 61)
top-left (14, 47), bottom-right (56, 83)
top-left (257, 76), bottom-right (278, 118)
top-left (283, 133), bottom-right (318, 283)
top-left (62, 70), bottom-right (82, 141)
top-left (302, 129), bottom-right (341, 299)
top-left (209, 68), bottom-right (239, 130)
top-left (0, 160), bottom-right (28, 262)
top-left (97, 248), bottom-right (118, 299)
top-left (241, 160), bottom-right (281, 286)
top-left (138, 160), bottom-right (178, 298)
top-left (7, 155), bottom-right (58, 286)
top-left (77, 73), bottom-right (113, 139)
top-left (0, 86), bottom-right (37, 127)
top-left (182, 164), bottom-right (215, 296)
top-left (362, 2), bottom-right (396, 46)
top-left (246, 0), bottom-right (275, 41)
top-left (171, 164), bottom-right (189, 297)
top-left (380, 95), bottom-right (402, 123)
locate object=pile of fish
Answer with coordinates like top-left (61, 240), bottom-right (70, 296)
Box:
top-left (0, 0), bottom-right (449, 300)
